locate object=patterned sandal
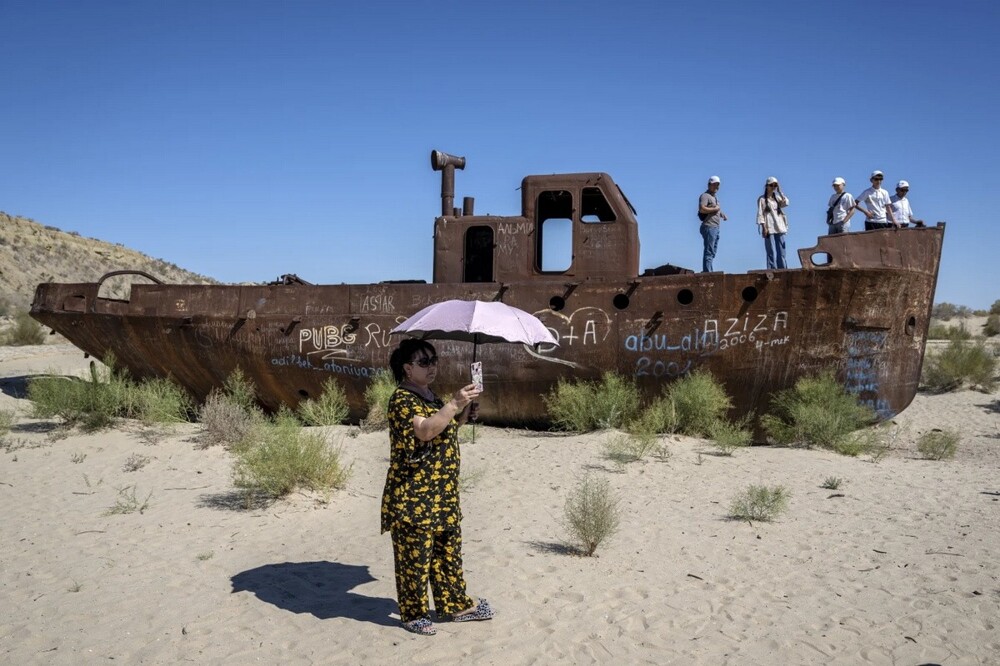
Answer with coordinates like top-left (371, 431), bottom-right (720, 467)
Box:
top-left (402, 618), bottom-right (436, 636)
top-left (451, 598), bottom-right (495, 622)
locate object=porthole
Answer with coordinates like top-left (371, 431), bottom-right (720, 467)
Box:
top-left (677, 289), bottom-right (694, 305)
top-left (298, 389), bottom-right (310, 398)
top-left (549, 296), bottom-right (566, 311)
top-left (905, 315), bottom-right (917, 336)
top-left (810, 252), bottom-right (832, 267)
top-left (613, 294), bottom-right (630, 310)
top-left (741, 286), bottom-right (758, 303)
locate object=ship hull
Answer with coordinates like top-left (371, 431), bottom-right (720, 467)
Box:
top-left (31, 227), bottom-right (943, 431)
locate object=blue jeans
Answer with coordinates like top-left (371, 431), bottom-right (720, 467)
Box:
top-left (700, 224), bottom-right (719, 272)
top-left (828, 222), bottom-right (847, 235)
top-left (763, 233), bottom-right (786, 269)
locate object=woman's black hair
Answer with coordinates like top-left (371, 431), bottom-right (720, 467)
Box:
top-left (388, 339), bottom-right (437, 383)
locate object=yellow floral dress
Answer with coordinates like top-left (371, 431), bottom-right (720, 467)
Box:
top-left (380, 387), bottom-right (462, 534)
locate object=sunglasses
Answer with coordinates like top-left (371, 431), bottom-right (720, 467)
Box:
top-left (767, 183), bottom-right (777, 187)
top-left (409, 355), bottom-right (439, 368)
top-left (898, 188), bottom-right (909, 192)
top-left (873, 176), bottom-right (883, 180)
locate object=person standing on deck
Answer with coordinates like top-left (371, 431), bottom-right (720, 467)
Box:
top-left (889, 180), bottom-right (925, 227)
top-left (698, 176), bottom-right (727, 272)
top-left (856, 170), bottom-right (896, 230)
top-left (756, 176), bottom-right (790, 269)
top-left (827, 177), bottom-right (856, 234)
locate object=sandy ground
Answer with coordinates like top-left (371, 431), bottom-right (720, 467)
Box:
top-left (1, 344), bottom-right (998, 665)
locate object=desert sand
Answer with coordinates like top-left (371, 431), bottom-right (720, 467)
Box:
top-left (1, 343), bottom-right (998, 665)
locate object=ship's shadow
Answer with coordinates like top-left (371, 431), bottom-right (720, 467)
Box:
top-left (0, 375), bottom-right (30, 400)
top-left (230, 561), bottom-right (396, 626)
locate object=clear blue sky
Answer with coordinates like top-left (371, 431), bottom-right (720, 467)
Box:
top-left (3, 1), bottom-right (997, 309)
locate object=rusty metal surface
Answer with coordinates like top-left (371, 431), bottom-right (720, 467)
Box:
top-left (31, 150), bottom-right (945, 431)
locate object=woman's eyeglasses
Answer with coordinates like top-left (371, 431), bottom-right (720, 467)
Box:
top-left (409, 356), bottom-right (439, 368)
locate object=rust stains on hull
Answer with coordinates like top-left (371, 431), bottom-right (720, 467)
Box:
top-left (30, 151), bottom-right (944, 430)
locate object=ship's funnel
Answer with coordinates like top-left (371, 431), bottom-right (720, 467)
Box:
top-left (431, 150), bottom-right (466, 217)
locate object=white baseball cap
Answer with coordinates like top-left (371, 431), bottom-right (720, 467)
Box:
top-left (870, 170), bottom-right (884, 179)
top-left (832, 177), bottom-right (846, 186)
top-left (896, 180), bottom-right (909, 189)
top-left (765, 176), bottom-right (778, 185)
top-left (708, 175), bottom-right (721, 184)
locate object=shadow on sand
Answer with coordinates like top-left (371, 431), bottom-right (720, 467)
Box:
top-left (231, 561), bottom-right (397, 626)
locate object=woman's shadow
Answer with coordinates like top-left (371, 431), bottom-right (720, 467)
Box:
top-left (231, 561), bottom-right (397, 627)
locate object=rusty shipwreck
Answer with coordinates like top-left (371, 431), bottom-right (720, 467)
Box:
top-left (31, 150), bottom-right (945, 428)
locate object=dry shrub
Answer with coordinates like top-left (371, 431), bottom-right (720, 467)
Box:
top-left (3, 311), bottom-right (46, 346)
top-left (666, 369), bottom-right (732, 437)
top-left (761, 370), bottom-right (874, 451)
top-left (360, 370), bottom-right (397, 432)
top-left (562, 474), bottom-right (621, 556)
top-left (198, 390), bottom-right (262, 449)
top-left (922, 340), bottom-right (997, 392)
top-left (917, 429), bottom-right (960, 460)
top-left (297, 377), bottom-right (349, 426)
top-left (728, 484), bottom-right (790, 522)
top-left (233, 411), bottom-right (351, 500)
top-left (545, 372), bottom-right (641, 432)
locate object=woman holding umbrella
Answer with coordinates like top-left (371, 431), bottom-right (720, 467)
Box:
top-left (380, 338), bottom-right (495, 636)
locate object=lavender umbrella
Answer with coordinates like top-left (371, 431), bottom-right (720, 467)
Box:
top-left (389, 299), bottom-right (558, 360)
top-left (390, 300), bottom-right (558, 442)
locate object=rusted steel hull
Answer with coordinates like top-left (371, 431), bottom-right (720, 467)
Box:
top-left (31, 226), bottom-right (943, 429)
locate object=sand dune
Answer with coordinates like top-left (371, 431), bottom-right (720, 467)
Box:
top-left (1, 344), bottom-right (998, 664)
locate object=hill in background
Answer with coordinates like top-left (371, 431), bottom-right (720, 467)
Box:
top-left (1, 211), bottom-right (218, 313)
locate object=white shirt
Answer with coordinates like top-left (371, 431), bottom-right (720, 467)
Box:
top-left (857, 186), bottom-right (892, 223)
top-left (889, 195), bottom-right (914, 226)
top-left (828, 191), bottom-right (855, 225)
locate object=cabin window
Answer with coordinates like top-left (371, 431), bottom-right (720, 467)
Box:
top-left (464, 226), bottom-right (495, 283)
top-left (581, 187), bottom-right (616, 223)
top-left (536, 190), bottom-right (573, 272)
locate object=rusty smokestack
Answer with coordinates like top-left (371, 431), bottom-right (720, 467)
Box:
top-left (431, 149), bottom-right (466, 217)
top-left (463, 196), bottom-right (475, 216)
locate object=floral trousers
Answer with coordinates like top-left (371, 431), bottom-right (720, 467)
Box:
top-left (390, 526), bottom-right (474, 623)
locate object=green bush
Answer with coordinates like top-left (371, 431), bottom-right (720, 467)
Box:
top-left (360, 370), bottom-right (397, 431)
top-left (222, 367), bottom-right (259, 412)
top-left (627, 395), bottom-right (678, 435)
top-left (3, 311), bottom-right (46, 346)
top-left (297, 377), bottom-right (349, 426)
top-left (760, 370), bottom-right (874, 451)
top-left (820, 476), bottom-right (843, 490)
top-left (545, 372), bottom-right (641, 432)
top-left (27, 362), bottom-right (132, 431)
top-left (931, 302), bottom-right (958, 321)
top-left (916, 429), bottom-right (960, 460)
top-left (728, 484), bottom-right (790, 522)
top-left (0, 409), bottom-right (13, 437)
top-left (990, 299), bottom-right (1000, 316)
top-left (233, 411), bottom-right (351, 500)
top-left (983, 314), bottom-right (1000, 337)
top-left (132, 377), bottom-right (193, 425)
top-left (667, 369), bottom-right (732, 437)
top-left (922, 339), bottom-right (997, 392)
top-left (602, 431), bottom-right (659, 465)
top-left (707, 416), bottom-right (753, 455)
top-left (927, 323), bottom-right (971, 341)
top-left (563, 474), bottom-right (621, 556)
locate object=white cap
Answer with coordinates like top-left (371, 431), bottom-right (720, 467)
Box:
top-left (832, 177), bottom-right (846, 186)
top-left (896, 180), bottom-right (909, 189)
top-left (765, 176), bottom-right (778, 185)
top-left (708, 175), bottom-right (721, 184)
top-left (870, 170), bottom-right (884, 179)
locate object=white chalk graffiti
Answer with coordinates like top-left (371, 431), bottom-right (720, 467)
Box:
top-left (360, 289), bottom-right (395, 313)
top-left (299, 324), bottom-right (357, 359)
top-left (624, 311), bottom-right (791, 378)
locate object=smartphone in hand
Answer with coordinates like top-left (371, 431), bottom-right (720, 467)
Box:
top-left (471, 361), bottom-right (483, 392)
